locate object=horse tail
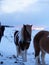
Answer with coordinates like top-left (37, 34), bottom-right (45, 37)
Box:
top-left (33, 31), bottom-right (45, 57)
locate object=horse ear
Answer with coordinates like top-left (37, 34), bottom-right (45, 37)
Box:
top-left (23, 24), bottom-right (26, 28)
top-left (31, 25), bottom-right (32, 27)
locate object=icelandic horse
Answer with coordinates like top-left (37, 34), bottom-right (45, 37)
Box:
top-left (14, 24), bottom-right (32, 62)
top-left (33, 30), bottom-right (49, 65)
top-left (0, 22), bottom-right (14, 42)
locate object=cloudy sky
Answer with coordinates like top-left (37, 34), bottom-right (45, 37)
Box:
top-left (0, 0), bottom-right (49, 29)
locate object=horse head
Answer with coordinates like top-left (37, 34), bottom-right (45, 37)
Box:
top-left (23, 24), bottom-right (32, 42)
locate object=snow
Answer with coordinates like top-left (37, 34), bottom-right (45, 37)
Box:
top-left (0, 28), bottom-right (49, 65)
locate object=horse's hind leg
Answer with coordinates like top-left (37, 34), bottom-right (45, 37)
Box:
top-left (34, 41), bottom-right (41, 64)
top-left (41, 50), bottom-right (45, 65)
top-left (35, 49), bottom-right (40, 65)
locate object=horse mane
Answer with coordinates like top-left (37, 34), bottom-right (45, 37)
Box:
top-left (23, 25), bottom-right (30, 40)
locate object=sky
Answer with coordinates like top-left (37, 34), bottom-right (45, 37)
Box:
top-left (0, 0), bottom-right (49, 30)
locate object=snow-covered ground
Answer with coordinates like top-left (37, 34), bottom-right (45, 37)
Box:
top-left (0, 28), bottom-right (49, 65)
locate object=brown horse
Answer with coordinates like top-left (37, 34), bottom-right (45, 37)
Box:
top-left (33, 30), bottom-right (49, 65)
top-left (14, 24), bottom-right (32, 62)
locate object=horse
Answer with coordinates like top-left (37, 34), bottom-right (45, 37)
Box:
top-left (0, 26), bottom-right (5, 42)
top-left (33, 30), bottom-right (49, 65)
top-left (0, 22), bottom-right (14, 42)
top-left (14, 24), bottom-right (32, 62)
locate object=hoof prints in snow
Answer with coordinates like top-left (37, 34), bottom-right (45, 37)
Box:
top-left (0, 53), bottom-right (35, 65)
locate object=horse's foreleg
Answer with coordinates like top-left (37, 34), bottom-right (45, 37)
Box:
top-left (16, 46), bottom-right (19, 57)
top-left (24, 49), bottom-right (27, 62)
top-left (24, 50), bottom-right (27, 62)
top-left (41, 50), bottom-right (45, 65)
top-left (22, 50), bottom-right (27, 62)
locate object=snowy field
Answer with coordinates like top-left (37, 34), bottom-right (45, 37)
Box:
top-left (0, 28), bottom-right (49, 65)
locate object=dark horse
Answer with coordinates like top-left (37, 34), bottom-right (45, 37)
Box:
top-left (0, 22), bottom-right (14, 42)
top-left (0, 26), bottom-right (5, 42)
top-left (33, 30), bottom-right (49, 65)
top-left (14, 24), bottom-right (32, 62)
